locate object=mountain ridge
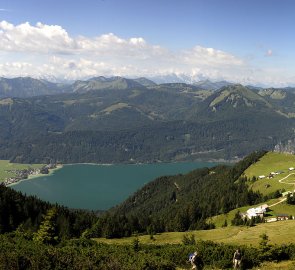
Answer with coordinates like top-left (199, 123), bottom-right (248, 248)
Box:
top-left (1, 81), bottom-right (295, 163)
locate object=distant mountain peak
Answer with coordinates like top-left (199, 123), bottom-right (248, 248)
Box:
top-left (87, 76), bottom-right (109, 82)
top-left (0, 76), bottom-right (67, 98)
top-left (207, 84), bottom-right (272, 111)
top-left (133, 77), bottom-right (157, 87)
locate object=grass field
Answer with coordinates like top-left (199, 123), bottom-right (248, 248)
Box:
top-left (270, 201), bottom-right (295, 216)
top-left (0, 160), bottom-right (44, 182)
top-left (94, 219), bottom-right (295, 247)
top-left (244, 152), bottom-right (295, 195)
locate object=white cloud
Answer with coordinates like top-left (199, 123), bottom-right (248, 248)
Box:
top-left (183, 46), bottom-right (244, 67)
top-left (0, 20), bottom-right (293, 86)
top-left (0, 21), bottom-right (76, 53)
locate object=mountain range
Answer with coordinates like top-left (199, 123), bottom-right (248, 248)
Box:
top-left (1, 76), bottom-right (295, 163)
top-left (0, 76), bottom-right (234, 98)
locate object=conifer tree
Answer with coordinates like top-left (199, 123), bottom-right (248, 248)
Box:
top-left (33, 207), bottom-right (58, 245)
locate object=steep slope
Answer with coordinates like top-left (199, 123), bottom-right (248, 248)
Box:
top-left (195, 84), bottom-right (279, 120)
top-left (0, 98), bottom-right (66, 141)
top-left (258, 88), bottom-right (295, 116)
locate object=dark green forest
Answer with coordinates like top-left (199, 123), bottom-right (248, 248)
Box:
top-left (0, 184), bottom-right (97, 238)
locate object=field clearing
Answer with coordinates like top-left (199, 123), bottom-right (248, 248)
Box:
top-left (102, 102), bottom-right (130, 113)
top-left (94, 220), bottom-right (295, 247)
top-left (244, 152), bottom-right (295, 195)
top-left (0, 160), bottom-right (44, 182)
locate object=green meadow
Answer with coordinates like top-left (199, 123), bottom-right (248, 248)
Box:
top-left (95, 219), bottom-right (295, 247)
top-left (244, 152), bottom-right (295, 195)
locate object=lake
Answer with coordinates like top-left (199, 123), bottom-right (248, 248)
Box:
top-left (11, 162), bottom-right (217, 210)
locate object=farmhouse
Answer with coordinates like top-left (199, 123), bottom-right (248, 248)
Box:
top-left (258, 175), bottom-right (266, 179)
top-left (276, 214), bottom-right (290, 221)
top-left (246, 204), bottom-right (269, 219)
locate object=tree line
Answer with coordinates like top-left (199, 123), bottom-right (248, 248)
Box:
top-left (0, 184), bottom-right (97, 240)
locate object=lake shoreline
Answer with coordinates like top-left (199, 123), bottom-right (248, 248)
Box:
top-left (7, 164), bottom-right (63, 187)
top-left (6, 157), bottom-right (233, 188)
top-left (59, 157), bottom-right (236, 166)
top-left (11, 161), bottom-right (219, 210)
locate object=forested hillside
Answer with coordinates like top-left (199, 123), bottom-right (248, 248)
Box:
top-left (86, 151), bottom-right (266, 238)
top-left (0, 184), bottom-right (97, 239)
top-left (1, 77), bottom-right (295, 163)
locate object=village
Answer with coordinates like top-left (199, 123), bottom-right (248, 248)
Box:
top-left (2, 164), bottom-right (57, 186)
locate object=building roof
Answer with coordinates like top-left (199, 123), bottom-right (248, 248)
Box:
top-left (276, 214), bottom-right (289, 217)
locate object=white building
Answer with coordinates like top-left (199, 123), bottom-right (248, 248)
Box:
top-left (246, 204), bottom-right (268, 219)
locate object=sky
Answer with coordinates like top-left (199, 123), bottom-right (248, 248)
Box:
top-left (1, 0), bottom-right (295, 86)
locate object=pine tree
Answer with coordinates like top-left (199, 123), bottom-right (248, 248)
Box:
top-left (33, 207), bottom-right (58, 245)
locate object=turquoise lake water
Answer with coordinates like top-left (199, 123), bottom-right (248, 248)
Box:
top-left (11, 162), bottom-right (217, 210)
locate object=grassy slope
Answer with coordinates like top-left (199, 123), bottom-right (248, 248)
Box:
top-left (0, 160), bottom-right (44, 182)
top-left (244, 152), bottom-right (295, 195)
top-left (211, 152), bottom-right (295, 228)
top-left (95, 219), bottom-right (295, 247)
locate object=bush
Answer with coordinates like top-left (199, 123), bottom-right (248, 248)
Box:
top-left (182, 234), bottom-right (196, 245)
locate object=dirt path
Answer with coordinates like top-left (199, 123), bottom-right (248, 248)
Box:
top-left (278, 173), bottom-right (295, 185)
top-left (269, 197), bottom-right (287, 207)
top-left (267, 173), bottom-right (295, 208)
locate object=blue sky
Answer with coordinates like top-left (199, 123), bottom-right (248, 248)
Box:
top-left (1, 0), bottom-right (295, 86)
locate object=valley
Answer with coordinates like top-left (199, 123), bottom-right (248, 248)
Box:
top-left (2, 77), bottom-right (295, 269)
top-left (2, 2), bottom-right (295, 268)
